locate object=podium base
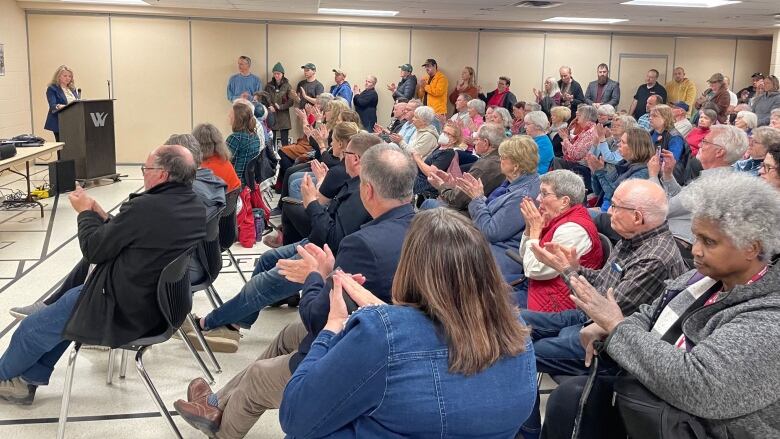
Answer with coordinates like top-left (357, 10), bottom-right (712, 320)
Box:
top-left (77, 173), bottom-right (122, 187)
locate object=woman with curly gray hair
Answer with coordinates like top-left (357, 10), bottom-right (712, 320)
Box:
top-left (542, 169), bottom-right (780, 439)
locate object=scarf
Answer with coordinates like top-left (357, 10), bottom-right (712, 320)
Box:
top-left (486, 180), bottom-right (510, 205)
top-left (488, 88), bottom-right (510, 108)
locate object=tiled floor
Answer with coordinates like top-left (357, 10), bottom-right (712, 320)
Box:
top-left (0, 164), bottom-right (554, 438)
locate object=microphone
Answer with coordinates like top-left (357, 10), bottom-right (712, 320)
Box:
top-left (77, 88), bottom-right (82, 99)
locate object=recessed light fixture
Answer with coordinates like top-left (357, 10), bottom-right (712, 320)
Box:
top-left (621, 0), bottom-right (740, 8)
top-left (62, 0), bottom-right (149, 4)
top-left (543, 17), bottom-right (628, 24)
top-left (318, 8), bottom-right (399, 17)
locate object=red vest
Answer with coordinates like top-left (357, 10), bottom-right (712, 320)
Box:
top-left (527, 205), bottom-right (603, 312)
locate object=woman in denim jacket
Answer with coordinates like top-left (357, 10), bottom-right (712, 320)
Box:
top-left (280, 209), bottom-right (537, 438)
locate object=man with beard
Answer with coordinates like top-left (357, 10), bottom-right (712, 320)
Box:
top-left (585, 63), bottom-right (620, 108)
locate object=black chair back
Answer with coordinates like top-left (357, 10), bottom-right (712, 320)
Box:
top-left (195, 213), bottom-right (224, 285)
top-left (598, 233), bottom-right (613, 268)
top-left (156, 248), bottom-right (195, 337)
top-left (243, 154), bottom-right (260, 191)
top-left (219, 188), bottom-right (240, 252)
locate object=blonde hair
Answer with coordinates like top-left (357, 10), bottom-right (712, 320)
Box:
top-left (50, 65), bottom-right (76, 90)
top-left (651, 105), bottom-right (676, 132)
top-left (550, 106), bottom-right (571, 124)
top-left (442, 121), bottom-right (465, 147)
top-left (498, 135), bottom-right (539, 175)
top-left (331, 121), bottom-right (360, 144)
top-left (463, 66), bottom-right (476, 88)
top-left (326, 99), bottom-right (350, 130)
top-left (392, 208), bottom-right (530, 375)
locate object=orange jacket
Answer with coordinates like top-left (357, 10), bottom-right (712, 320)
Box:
top-left (418, 71), bottom-right (449, 115)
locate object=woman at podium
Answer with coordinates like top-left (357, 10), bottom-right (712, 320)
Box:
top-left (44, 65), bottom-right (80, 141)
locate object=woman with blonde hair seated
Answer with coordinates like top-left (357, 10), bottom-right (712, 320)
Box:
top-left (280, 208), bottom-right (537, 438)
top-left (456, 135), bottom-right (541, 286)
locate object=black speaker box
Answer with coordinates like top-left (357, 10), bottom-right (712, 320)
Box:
top-left (49, 160), bottom-right (76, 195)
top-left (0, 143), bottom-right (17, 160)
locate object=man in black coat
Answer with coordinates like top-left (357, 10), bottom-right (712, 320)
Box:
top-left (173, 143), bottom-right (418, 438)
top-left (389, 64), bottom-right (417, 101)
top-left (353, 75), bottom-right (379, 131)
top-left (479, 76), bottom-right (518, 113)
top-left (557, 66), bottom-right (586, 120)
top-left (0, 145), bottom-right (206, 406)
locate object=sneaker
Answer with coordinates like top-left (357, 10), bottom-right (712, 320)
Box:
top-left (174, 399), bottom-right (222, 437)
top-left (262, 231), bottom-right (283, 249)
top-left (9, 302), bottom-right (46, 319)
top-left (185, 326), bottom-right (240, 354)
top-left (0, 377), bottom-right (37, 405)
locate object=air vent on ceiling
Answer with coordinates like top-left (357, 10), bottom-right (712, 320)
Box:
top-left (514, 1), bottom-right (564, 8)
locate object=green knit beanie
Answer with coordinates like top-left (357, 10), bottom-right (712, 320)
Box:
top-left (272, 62), bottom-right (285, 74)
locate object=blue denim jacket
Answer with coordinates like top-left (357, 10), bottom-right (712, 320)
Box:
top-left (468, 173), bottom-right (541, 283)
top-left (280, 305), bottom-right (537, 439)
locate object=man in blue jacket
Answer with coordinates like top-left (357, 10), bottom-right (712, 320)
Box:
top-left (173, 143), bottom-right (417, 438)
top-left (330, 68), bottom-right (353, 107)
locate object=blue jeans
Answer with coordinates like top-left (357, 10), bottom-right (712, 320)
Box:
top-left (418, 198), bottom-right (443, 210)
top-left (0, 285), bottom-right (82, 386)
top-left (288, 172), bottom-right (317, 201)
top-left (513, 278), bottom-right (529, 309)
top-left (203, 240), bottom-right (307, 330)
top-left (519, 308), bottom-right (588, 438)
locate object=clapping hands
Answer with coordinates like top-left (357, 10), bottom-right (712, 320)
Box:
top-left (454, 173), bottom-right (484, 199)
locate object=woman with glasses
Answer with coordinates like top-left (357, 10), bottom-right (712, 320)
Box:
top-left (759, 141), bottom-right (780, 191)
top-left (519, 170), bottom-right (603, 312)
top-left (734, 126), bottom-right (780, 176)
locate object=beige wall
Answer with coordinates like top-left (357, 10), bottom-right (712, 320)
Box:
top-left (20, 11), bottom-right (775, 162)
top-left (0, 0), bottom-right (31, 138)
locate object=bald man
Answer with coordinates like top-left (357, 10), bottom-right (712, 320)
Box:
top-left (517, 179), bottom-right (687, 437)
top-left (0, 145), bottom-right (206, 406)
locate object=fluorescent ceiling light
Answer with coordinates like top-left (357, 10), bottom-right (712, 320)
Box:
top-left (544, 17), bottom-right (628, 24)
top-left (318, 8), bottom-right (399, 17)
top-left (62, 0), bottom-right (148, 4)
top-left (621, 0), bottom-right (740, 8)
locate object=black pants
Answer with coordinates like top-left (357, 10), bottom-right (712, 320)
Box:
top-left (54, 132), bottom-right (61, 142)
top-left (542, 375), bottom-right (625, 439)
top-left (273, 129), bottom-right (289, 148)
top-left (44, 259), bottom-right (90, 305)
top-left (281, 201), bottom-right (310, 246)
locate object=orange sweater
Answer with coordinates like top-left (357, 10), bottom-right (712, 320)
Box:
top-left (203, 155), bottom-right (241, 191)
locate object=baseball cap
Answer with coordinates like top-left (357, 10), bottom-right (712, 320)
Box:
top-left (332, 68), bottom-right (346, 77)
top-left (707, 73), bottom-right (724, 83)
top-left (301, 63), bottom-right (316, 71)
top-left (422, 58), bottom-right (437, 67)
top-left (399, 63), bottom-right (413, 72)
top-left (671, 101), bottom-right (689, 112)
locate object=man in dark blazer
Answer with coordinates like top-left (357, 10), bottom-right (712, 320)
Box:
top-left (173, 143), bottom-right (418, 438)
top-left (479, 76), bottom-right (518, 113)
top-left (0, 145), bottom-right (205, 405)
top-left (557, 66), bottom-right (586, 120)
top-left (584, 63), bottom-right (621, 108)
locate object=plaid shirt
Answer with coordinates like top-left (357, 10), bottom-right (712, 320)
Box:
top-left (226, 131), bottom-right (260, 186)
top-left (565, 223), bottom-right (688, 316)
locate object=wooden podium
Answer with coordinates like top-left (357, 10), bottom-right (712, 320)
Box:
top-left (58, 99), bottom-right (120, 184)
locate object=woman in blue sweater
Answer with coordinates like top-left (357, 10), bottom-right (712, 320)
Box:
top-left (280, 208), bottom-right (537, 438)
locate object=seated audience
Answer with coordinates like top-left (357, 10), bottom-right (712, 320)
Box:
top-left (553, 105), bottom-right (599, 192)
top-left (596, 104), bottom-right (616, 127)
top-left (686, 108), bottom-right (717, 157)
top-left (636, 94), bottom-right (661, 131)
top-left (280, 208), bottom-right (537, 438)
top-left (424, 123), bottom-right (506, 214)
top-left (173, 143), bottom-right (418, 438)
top-left (524, 110), bottom-right (554, 175)
top-left (183, 133), bottom-right (379, 352)
top-left (734, 125), bottom-right (780, 175)
top-left (591, 114), bottom-right (639, 168)
top-left (543, 171), bottom-right (780, 439)
top-left (511, 101), bottom-right (528, 135)
top-left (456, 136), bottom-right (541, 285)
top-left (734, 110), bottom-right (758, 135)
top-left (0, 145), bottom-right (206, 405)
top-left (671, 101), bottom-right (693, 137)
top-left (760, 141), bottom-right (780, 190)
top-left (412, 121), bottom-right (463, 200)
top-left (519, 170), bottom-right (603, 312)
top-left (479, 76), bottom-right (517, 113)
top-left (549, 105), bottom-right (571, 157)
top-left (649, 104), bottom-right (685, 160)
top-left (462, 98), bottom-right (486, 142)
top-left (753, 75), bottom-right (780, 126)
top-left (390, 99), bottom-right (421, 145)
top-left (397, 105), bottom-right (439, 159)
top-left (488, 106), bottom-right (513, 137)
top-left (192, 123), bottom-right (241, 192)
top-left (449, 92), bottom-right (470, 125)
top-left (588, 127), bottom-right (654, 212)
top-left (771, 107), bottom-right (780, 129)
top-left (226, 101), bottom-right (261, 186)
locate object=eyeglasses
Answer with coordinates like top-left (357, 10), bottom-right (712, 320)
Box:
top-left (539, 191), bottom-right (558, 199)
top-left (609, 202), bottom-right (645, 224)
top-left (343, 150), bottom-right (360, 159)
top-left (699, 139), bottom-right (726, 150)
top-left (761, 162), bottom-right (777, 173)
top-left (140, 165), bottom-right (163, 175)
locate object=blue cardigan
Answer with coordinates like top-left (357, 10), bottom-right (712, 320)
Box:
top-left (45, 84), bottom-right (80, 133)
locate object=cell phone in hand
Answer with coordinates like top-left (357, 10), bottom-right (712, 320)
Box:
top-left (656, 146), bottom-right (665, 165)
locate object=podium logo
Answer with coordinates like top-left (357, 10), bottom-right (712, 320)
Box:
top-left (90, 112), bottom-right (109, 127)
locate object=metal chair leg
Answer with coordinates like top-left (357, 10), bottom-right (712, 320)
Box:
top-left (135, 346), bottom-right (183, 439)
top-left (227, 249), bottom-right (248, 284)
top-left (119, 349), bottom-right (128, 379)
top-left (206, 285), bottom-right (224, 307)
top-left (537, 372), bottom-right (544, 389)
top-left (178, 328), bottom-right (215, 384)
top-left (203, 288), bottom-right (219, 310)
top-left (107, 348), bottom-right (116, 385)
top-left (186, 314), bottom-right (222, 374)
top-left (57, 343), bottom-right (81, 439)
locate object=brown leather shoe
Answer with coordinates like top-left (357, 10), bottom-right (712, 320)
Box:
top-left (174, 399), bottom-right (222, 437)
top-left (186, 378), bottom-right (213, 403)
